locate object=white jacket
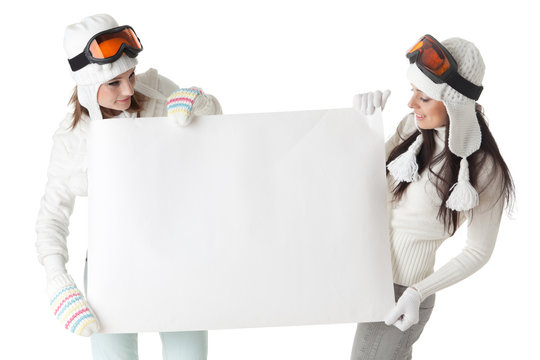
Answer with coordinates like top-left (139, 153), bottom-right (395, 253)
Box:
top-left (35, 68), bottom-right (221, 264)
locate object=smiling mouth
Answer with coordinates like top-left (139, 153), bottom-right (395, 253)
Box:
top-left (415, 113), bottom-right (425, 120)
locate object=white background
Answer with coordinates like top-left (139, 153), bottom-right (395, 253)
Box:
top-left (1, 0), bottom-right (538, 359)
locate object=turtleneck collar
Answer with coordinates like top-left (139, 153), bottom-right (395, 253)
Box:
top-left (434, 125), bottom-right (447, 143)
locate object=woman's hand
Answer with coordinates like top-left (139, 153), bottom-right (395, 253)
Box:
top-left (44, 255), bottom-right (100, 336)
top-left (384, 287), bottom-right (421, 332)
top-left (353, 90), bottom-right (391, 115)
top-left (167, 87), bottom-right (204, 127)
top-left (47, 273), bottom-right (100, 336)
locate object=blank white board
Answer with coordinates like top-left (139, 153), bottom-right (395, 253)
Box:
top-left (87, 108), bottom-right (394, 333)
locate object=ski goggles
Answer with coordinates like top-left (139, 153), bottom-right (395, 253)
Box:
top-left (68, 25), bottom-right (143, 72)
top-left (406, 34), bottom-right (483, 100)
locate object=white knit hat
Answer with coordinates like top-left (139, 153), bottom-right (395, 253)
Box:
top-left (389, 37), bottom-right (485, 211)
top-left (64, 14), bottom-right (139, 120)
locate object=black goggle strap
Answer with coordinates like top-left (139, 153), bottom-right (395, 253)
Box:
top-left (68, 52), bottom-right (90, 72)
top-left (445, 71), bottom-right (483, 101)
top-left (408, 48), bottom-right (483, 100)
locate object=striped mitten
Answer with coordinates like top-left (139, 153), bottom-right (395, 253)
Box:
top-left (167, 87), bottom-right (204, 127)
top-left (48, 273), bottom-right (99, 336)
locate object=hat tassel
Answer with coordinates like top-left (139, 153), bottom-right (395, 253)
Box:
top-left (446, 158), bottom-right (479, 211)
top-left (387, 134), bottom-right (423, 182)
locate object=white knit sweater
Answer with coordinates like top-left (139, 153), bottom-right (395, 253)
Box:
top-left (35, 68), bottom-right (221, 265)
top-left (386, 114), bottom-right (504, 301)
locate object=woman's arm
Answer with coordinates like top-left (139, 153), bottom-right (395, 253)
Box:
top-left (36, 115), bottom-right (100, 336)
top-left (35, 117), bottom-right (80, 264)
top-left (412, 160), bottom-right (505, 301)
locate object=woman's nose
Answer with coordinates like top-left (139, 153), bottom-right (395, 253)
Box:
top-left (121, 80), bottom-right (135, 96)
top-left (408, 95), bottom-right (418, 109)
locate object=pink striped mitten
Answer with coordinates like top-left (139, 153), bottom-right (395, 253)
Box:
top-left (167, 87), bottom-right (204, 127)
top-left (48, 273), bottom-right (99, 336)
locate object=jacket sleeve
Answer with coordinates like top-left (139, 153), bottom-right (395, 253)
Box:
top-left (35, 116), bottom-right (81, 265)
top-left (412, 157), bottom-right (506, 301)
top-left (192, 92), bottom-right (222, 116)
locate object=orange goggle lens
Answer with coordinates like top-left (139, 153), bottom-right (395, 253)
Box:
top-left (88, 27), bottom-right (142, 59)
top-left (407, 36), bottom-right (451, 77)
top-left (406, 34), bottom-right (484, 100)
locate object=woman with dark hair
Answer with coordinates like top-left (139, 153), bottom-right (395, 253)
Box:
top-left (36, 13), bottom-right (221, 360)
top-left (351, 35), bottom-right (514, 359)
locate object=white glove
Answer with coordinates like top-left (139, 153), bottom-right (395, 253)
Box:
top-left (384, 287), bottom-right (421, 332)
top-left (44, 255), bottom-right (100, 336)
top-left (353, 90), bottom-right (391, 115)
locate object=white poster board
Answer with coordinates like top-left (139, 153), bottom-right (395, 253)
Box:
top-left (87, 108), bottom-right (394, 333)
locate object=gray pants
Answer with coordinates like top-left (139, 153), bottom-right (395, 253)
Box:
top-left (350, 284), bottom-right (436, 360)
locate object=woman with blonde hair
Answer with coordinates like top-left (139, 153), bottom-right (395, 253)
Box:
top-left (36, 13), bottom-right (220, 360)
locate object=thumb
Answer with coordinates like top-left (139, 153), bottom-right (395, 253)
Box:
top-left (172, 113), bottom-right (192, 127)
top-left (381, 89), bottom-right (391, 110)
top-left (384, 305), bottom-right (403, 326)
top-left (78, 304), bottom-right (101, 336)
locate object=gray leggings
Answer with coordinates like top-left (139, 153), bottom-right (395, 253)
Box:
top-left (350, 284), bottom-right (436, 360)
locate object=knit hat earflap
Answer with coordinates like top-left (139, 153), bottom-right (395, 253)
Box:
top-left (389, 36), bottom-right (485, 211)
top-left (63, 14), bottom-right (139, 120)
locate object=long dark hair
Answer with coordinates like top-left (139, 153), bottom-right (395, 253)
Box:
top-left (68, 87), bottom-right (147, 129)
top-left (386, 104), bottom-right (515, 235)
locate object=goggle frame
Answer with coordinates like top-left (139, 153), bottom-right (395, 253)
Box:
top-left (68, 25), bottom-right (143, 72)
top-left (406, 34), bottom-right (483, 100)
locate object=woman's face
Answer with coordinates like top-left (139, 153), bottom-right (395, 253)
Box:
top-left (408, 84), bottom-right (448, 129)
top-left (97, 68), bottom-right (136, 111)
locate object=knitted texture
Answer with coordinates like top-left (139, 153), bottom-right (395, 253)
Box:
top-left (405, 36), bottom-right (485, 210)
top-left (387, 133), bottom-right (423, 182)
top-left (407, 37), bottom-right (485, 104)
top-left (439, 38), bottom-right (485, 103)
top-left (167, 88), bottom-right (203, 115)
top-left (71, 57), bottom-right (138, 87)
top-left (64, 14), bottom-right (138, 86)
top-left (386, 123), bottom-right (504, 301)
top-left (445, 158), bottom-right (479, 210)
top-left (407, 37), bottom-right (485, 158)
top-left (64, 14), bottom-right (138, 120)
top-left (48, 274), bottom-right (99, 336)
top-left (167, 88), bottom-right (203, 126)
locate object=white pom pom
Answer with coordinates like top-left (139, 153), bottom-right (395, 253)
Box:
top-left (387, 134), bottom-right (423, 183)
top-left (445, 158), bottom-right (479, 211)
top-left (387, 150), bottom-right (420, 182)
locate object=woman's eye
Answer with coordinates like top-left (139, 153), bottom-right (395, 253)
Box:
top-left (420, 97), bottom-right (429, 103)
top-left (108, 81), bottom-right (119, 86)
